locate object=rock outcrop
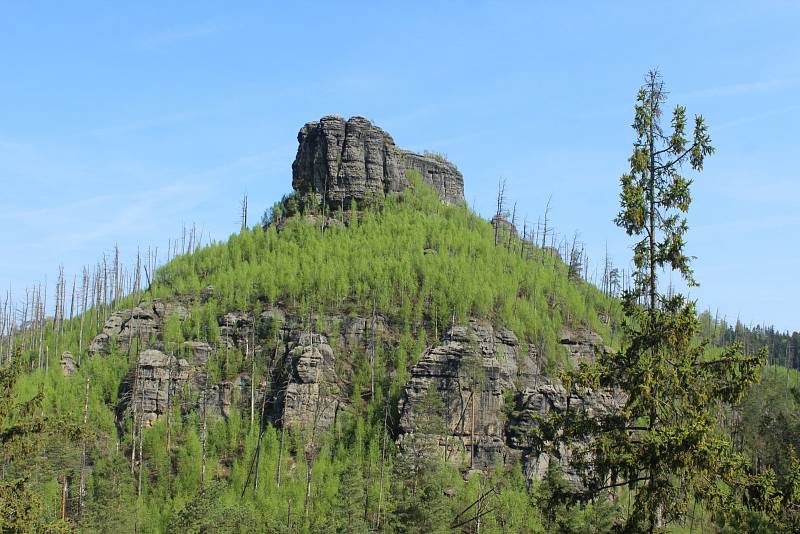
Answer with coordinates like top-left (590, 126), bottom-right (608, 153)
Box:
top-left (398, 320), bottom-right (617, 481)
top-left (88, 300), bottom-right (188, 356)
top-left (398, 320), bottom-right (536, 468)
top-left (60, 351), bottom-right (77, 376)
top-left (94, 293), bottom-right (613, 484)
top-left (559, 327), bottom-right (609, 364)
top-left (276, 332), bottom-right (342, 431)
top-left (292, 116), bottom-right (464, 208)
top-left (133, 349), bottom-right (190, 426)
top-left (508, 383), bottom-right (619, 482)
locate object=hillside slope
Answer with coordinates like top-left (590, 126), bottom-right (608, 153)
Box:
top-left (4, 145), bottom-right (627, 532)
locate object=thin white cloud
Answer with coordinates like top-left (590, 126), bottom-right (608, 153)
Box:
top-left (86, 111), bottom-right (202, 137)
top-left (714, 104), bottom-right (800, 130)
top-left (0, 138), bottom-right (29, 152)
top-left (140, 20), bottom-right (223, 49)
top-left (686, 79), bottom-right (794, 99)
top-left (694, 213), bottom-right (800, 235)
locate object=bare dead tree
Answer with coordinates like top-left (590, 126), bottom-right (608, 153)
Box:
top-left (375, 404), bottom-right (389, 531)
top-left (248, 336), bottom-right (255, 432)
top-left (166, 349), bottom-right (174, 452)
top-left (241, 193), bottom-right (249, 231)
top-left (541, 195), bottom-right (552, 258)
top-left (369, 302), bottom-right (377, 400)
top-left (78, 268), bottom-right (88, 363)
top-left (114, 244), bottom-right (121, 308)
top-left (243, 325), bottom-right (280, 497)
top-left (101, 254), bottom-right (108, 324)
top-left (38, 284), bottom-right (46, 370)
top-left (493, 178), bottom-right (506, 247)
top-left (60, 476), bottom-right (68, 521)
top-left (134, 249), bottom-right (142, 295)
top-left (69, 274), bottom-right (77, 323)
top-left (130, 353), bottom-right (140, 475)
top-left (276, 345), bottom-right (288, 489)
top-left (137, 374), bottom-right (145, 497)
top-left (55, 265), bottom-right (65, 357)
top-left (20, 289), bottom-right (28, 356)
top-left (506, 202), bottom-right (517, 252)
top-left (521, 217), bottom-right (528, 259)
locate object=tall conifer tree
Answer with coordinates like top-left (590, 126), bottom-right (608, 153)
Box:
top-left (549, 71), bottom-right (767, 532)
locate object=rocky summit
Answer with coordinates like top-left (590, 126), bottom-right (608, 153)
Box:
top-left (291, 115), bottom-right (465, 208)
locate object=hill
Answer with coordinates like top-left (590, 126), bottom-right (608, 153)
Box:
top-left (2, 116), bottom-right (797, 533)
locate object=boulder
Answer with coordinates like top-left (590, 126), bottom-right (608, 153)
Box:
top-left (60, 351), bottom-right (77, 376)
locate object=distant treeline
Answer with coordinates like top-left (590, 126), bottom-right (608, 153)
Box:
top-left (699, 310), bottom-right (799, 368)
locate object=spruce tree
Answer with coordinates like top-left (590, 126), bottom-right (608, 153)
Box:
top-left (614, 69), bottom-right (713, 310)
top-left (550, 71), bottom-right (767, 532)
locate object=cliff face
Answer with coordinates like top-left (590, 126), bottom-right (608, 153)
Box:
top-left (92, 298), bottom-right (613, 483)
top-left (291, 116), bottom-right (464, 207)
top-left (397, 320), bottom-right (618, 479)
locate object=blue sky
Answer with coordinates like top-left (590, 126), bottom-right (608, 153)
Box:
top-left (1, 1), bottom-right (798, 331)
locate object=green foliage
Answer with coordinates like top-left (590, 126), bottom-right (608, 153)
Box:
top-left (550, 71), bottom-right (768, 533)
top-left (168, 483), bottom-right (257, 533)
top-left (153, 181), bottom-right (618, 369)
top-left (615, 69), bottom-right (713, 306)
top-left (0, 354), bottom-right (80, 533)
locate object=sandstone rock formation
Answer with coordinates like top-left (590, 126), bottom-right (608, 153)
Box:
top-left (559, 326), bottom-right (609, 364)
top-left (95, 293), bottom-right (613, 484)
top-left (398, 320), bottom-right (535, 468)
top-left (292, 116), bottom-right (464, 208)
top-left (133, 349), bottom-right (190, 427)
top-left (88, 300), bottom-right (188, 356)
top-left (60, 351), bottom-right (77, 376)
top-left (398, 320), bottom-right (616, 480)
top-left (275, 332), bottom-right (341, 431)
top-left (507, 383), bottom-right (619, 481)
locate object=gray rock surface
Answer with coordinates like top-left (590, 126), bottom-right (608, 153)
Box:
top-left (88, 300), bottom-right (188, 356)
top-left (292, 116), bottom-right (464, 208)
top-left (60, 351), bottom-right (77, 376)
top-left (507, 383), bottom-right (620, 482)
top-left (99, 296), bottom-right (615, 484)
top-left (559, 327), bottom-right (609, 363)
top-left (398, 320), bottom-right (538, 468)
top-left (133, 349), bottom-right (190, 427)
top-left (276, 332), bottom-right (342, 431)
top-left (398, 319), bottom-right (615, 481)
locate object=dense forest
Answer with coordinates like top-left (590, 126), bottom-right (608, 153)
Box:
top-left (2, 77), bottom-right (800, 533)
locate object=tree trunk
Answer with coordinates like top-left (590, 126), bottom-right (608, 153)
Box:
top-left (130, 360), bottom-right (140, 474)
top-left (201, 370), bottom-right (208, 487)
top-left (166, 355), bottom-right (173, 452)
top-left (470, 390), bottom-right (476, 469)
top-left (137, 373), bottom-right (145, 497)
top-left (376, 404), bottom-right (388, 530)
top-left (648, 83), bottom-right (657, 311)
top-left (60, 476), bottom-right (68, 521)
top-left (79, 377), bottom-right (90, 514)
top-left (249, 338), bottom-right (255, 432)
